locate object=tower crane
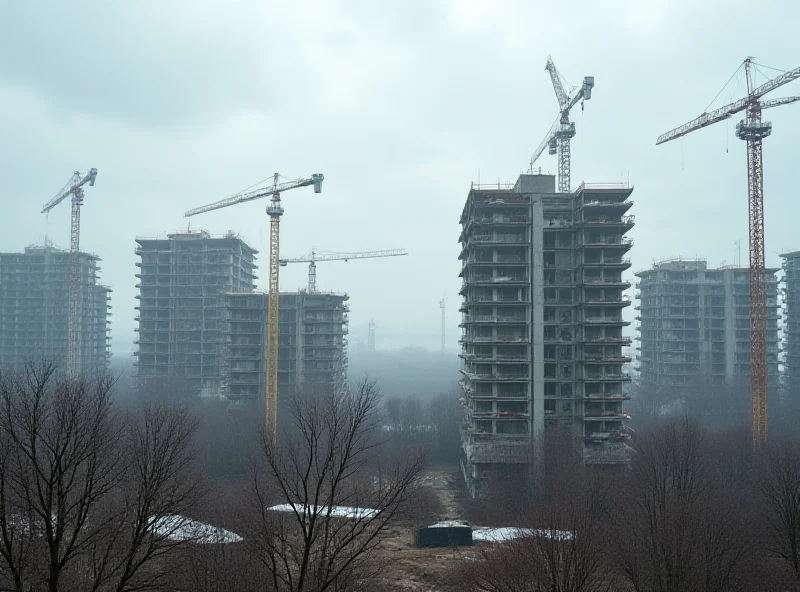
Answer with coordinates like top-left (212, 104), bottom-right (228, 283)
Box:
top-left (279, 248), bottom-right (408, 293)
top-left (656, 58), bottom-right (800, 449)
top-left (41, 168), bottom-right (98, 377)
top-left (529, 56), bottom-right (594, 193)
top-left (184, 172), bottom-right (323, 441)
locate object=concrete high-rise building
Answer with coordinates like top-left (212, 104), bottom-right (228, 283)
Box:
top-left (780, 251), bottom-right (800, 397)
top-left (0, 245), bottom-right (112, 372)
top-left (458, 173), bottom-right (634, 497)
top-left (134, 230), bottom-right (257, 396)
top-left (221, 291), bottom-right (349, 404)
top-left (635, 259), bottom-right (780, 391)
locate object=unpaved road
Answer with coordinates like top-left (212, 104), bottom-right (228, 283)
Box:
top-left (373, 466), bottom-right (476, 591)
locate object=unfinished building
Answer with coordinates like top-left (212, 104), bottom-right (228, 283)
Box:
top-left (635, 259), bottom-right (780, 392)
top-left (134, 230), bottom-right (257, 396)
top-left (780, 251), bottom-right (800, 397)
top-left (221, 291), bottom-right (349, 404)
top-left (0, 245), bottom-right (112, 372)
top-left (458, 173), bottom-right (634, 497)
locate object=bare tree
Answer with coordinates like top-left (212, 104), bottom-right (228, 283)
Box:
top-left (759, 442), bottom-right (800, 582)
top-left (449, 541), bottom-right (537, 592)
top-left (244, 378), bottom-right (428, 592)
top-left (0, 360), bottom-right (202, 592)
top-left (451, 461), bottom-right (615, 592)
top-left (610, 417), bottom-right (754, 592)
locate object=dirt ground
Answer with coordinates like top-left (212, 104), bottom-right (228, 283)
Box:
top-left (373, 466), bottom-right (482, 591)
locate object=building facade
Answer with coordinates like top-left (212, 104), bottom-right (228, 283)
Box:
top-left (0, 245), bottom-right (111, 372)
top-left (221, 291), bottom-right (349, 404)
top-left (458, 173), bottom-right (634, 497)
top-left (134, 230), bottom-right (257, 396)
top-left (635, 259), bottom-right (780, 392)
top-left (780, 251), bottom-right (800, 397)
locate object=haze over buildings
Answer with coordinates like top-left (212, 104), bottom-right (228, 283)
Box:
top-left (635, 259), bottom-right (780, 393)
top-left (0, 245), bottom-right (112, 372)
top-left (781, 251), bottom-right (800, 398)
top-left (222, 291), bottom-right (349, 403)
top-left (134, 230), bottom-right (257, 396)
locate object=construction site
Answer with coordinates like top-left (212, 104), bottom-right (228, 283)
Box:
top-left (0, 244), bottom-right (112, 372)
top-left (635, 259), bottom-right (780, 392)
top-left (458, 173), bottom-right (635, 497)
top-left (1, 51), bottom-right (798, 515)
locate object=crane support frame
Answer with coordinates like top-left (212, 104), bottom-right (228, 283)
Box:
top-left (747, 135), bottom-right (769, 446)
top-left (68, 192), bottom-right (83, 376)
top-left (266, 208), bottom-right (281, 442)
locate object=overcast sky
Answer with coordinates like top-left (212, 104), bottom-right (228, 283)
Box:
top-left (2, 0), bottom-right (799, 356)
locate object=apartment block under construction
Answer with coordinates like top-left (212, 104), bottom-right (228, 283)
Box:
top-left (0, 245), bottom-right (112, 372)
top-left (458, 173), bottom-right (634, 497)
top-left (134, 230), bottom-right (257, 396)
top-left (221, 291), bottom-right (349, 404)
top-left (635, 259), bottom-right (779, 392)
top-left (780, 251), bottom-right (800, 397)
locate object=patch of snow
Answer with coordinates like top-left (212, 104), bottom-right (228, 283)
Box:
top-left (427, 520), bottom-right (470, 529)
top-left (267, 504), bottom-right (379, 520)
top-left (150, 515), bottom-right (243, 544)
top-left (471, 527), bottom-right (574, 542)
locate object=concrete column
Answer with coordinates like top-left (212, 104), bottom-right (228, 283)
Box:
top-left (531, 198), bottom-right (545, 482)
top-left (724, 270), bottom-right (735, 382)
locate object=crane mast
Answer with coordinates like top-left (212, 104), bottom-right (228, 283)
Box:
top-left (265, 174), bottom-right (282, 442)
top-left (185, 172), bottom-right (323, 442)
top-left (656, 58), bottom-right (800, 448)
top-left (280, 248), bottom-right (408, 294)
top-left (41, 168), bottom-right (98, 377)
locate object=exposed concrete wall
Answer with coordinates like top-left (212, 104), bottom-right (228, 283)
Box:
top-left (530, 198), bottom-right (545, 482)
top-left (724, 270), bottom-right (736, 382)
top-left (514, 174), bottom-right (555, 194)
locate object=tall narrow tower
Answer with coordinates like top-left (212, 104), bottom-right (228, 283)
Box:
top-left (439, 295), bottom-right (447, 353)
top-left (367, 318), bottom-right (377, 352)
